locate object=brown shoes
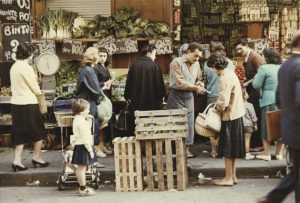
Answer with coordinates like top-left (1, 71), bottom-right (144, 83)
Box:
top-left (257, 196), bottom-right (272, 203)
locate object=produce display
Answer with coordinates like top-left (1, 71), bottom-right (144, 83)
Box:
top-left (37, 6), bottom-right (173, 40)
top-left (37, 9), bottom-right (79, 39)
top-left (55, 62), bottom-right (80, 100)
top-left (111, 74), bottom-right (127, 102)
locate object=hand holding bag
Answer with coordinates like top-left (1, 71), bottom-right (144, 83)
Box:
top-left (115, 101), bottom-right (130, 131)
top-left (36, 93), bottom-right (47, 114)
top-left (195, 103), bottom-right (221, 137)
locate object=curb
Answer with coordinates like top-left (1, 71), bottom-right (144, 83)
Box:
top-left (0, 165), bottom-right (286, 187)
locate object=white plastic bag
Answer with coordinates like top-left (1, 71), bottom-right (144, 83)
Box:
top-left (97, 94), bottom-right (112, 129)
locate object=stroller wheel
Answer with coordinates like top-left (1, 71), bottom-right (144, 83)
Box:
top-left (93, 170), bottom-right (100, 189)
top-left (57, 175), bottom-right (64, 191)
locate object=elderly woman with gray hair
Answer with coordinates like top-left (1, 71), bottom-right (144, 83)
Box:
top-left (76, 47), bottom-right (102, 144)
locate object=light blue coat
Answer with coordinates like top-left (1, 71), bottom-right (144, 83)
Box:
top-left (252, 64), bottom-right (280, 108)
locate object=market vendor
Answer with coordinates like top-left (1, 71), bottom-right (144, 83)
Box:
top-left (124, 44), bottom-right (165, 136)
top-left (76, 47), bottom-right (101, 144)
top-left (93, 47), bottom-right (114, 158)
top-left (167, 42), bottom-right (206, 158)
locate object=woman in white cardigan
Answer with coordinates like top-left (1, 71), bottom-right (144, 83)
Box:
top-left (10, 43), bottom-right (49, 171)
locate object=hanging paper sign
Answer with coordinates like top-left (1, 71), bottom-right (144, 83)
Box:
top-left (114, 38), bottom-right (138, 54)
top-left (32, 39), bottom-right (55, 55)
top-left (173, 0), bottom-right (180, 7)
top-left (62, 39), bottom-right (87, 56)
top-left (93, 36), bottom-right (117, 55)
top-left (247, 38), bottom-right (269, 55)
top-left (268, 28), bottom-right (279, 42)
top-left (93, 36), bottom-right (138, 55)
top-left (286, 28), bottom-right (297, 43)
top-left (149, 38), bottom-right (173, 55)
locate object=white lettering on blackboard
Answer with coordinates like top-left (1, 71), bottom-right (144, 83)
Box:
top-left (2, 0), bottom-right (13, 4)
top-left (17, 0), bottom-right (30, 9)
top-left (4, 24), bottom-right (29, 36)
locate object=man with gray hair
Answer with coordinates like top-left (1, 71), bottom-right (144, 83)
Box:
top-left (258, 31), bottom-right (300, 203)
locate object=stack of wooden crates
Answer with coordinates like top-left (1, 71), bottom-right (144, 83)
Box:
top-left (113, 108), bottom-right (188, 192)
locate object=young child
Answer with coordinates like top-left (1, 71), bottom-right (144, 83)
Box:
top-left (71, 98), bottom-right (96, 196)
top-left (242, 89), bottom-right (258, 160)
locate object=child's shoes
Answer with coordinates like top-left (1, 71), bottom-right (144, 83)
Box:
top-left (79, 187), bottom-right (96, 196)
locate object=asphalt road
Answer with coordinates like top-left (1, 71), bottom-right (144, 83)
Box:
top-left (0, 179), bottom-right (294, 203)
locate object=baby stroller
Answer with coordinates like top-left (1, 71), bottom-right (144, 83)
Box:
top-left (56, 115), bottom-right (101, 191)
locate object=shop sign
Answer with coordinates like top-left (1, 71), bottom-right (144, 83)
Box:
top-left (247, 38), bottom-right (270, 55)
top-left (149, 38), bottom-right (173, 55)
top-left (93, 36), bottom-right (138, 55)
top-left (62, 39), bottom-right (87, 56)
top-left (268, 28), bottom-right (279, 42)
top-left (0, 0), bottom-right (30, 23)
top-left (1, 23), bottom-right (30, 62)
top-left (32, 39), bottom-right (56, 61)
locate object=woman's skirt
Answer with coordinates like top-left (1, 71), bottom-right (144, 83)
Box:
top-left (71, 145), bottom-right (96, 165)
top-left (11, 104), bottom-right (46, 145)
top-left (218, 117), bottom-right (246, 159)
top-left (261, 104), bottom-right (278, 140)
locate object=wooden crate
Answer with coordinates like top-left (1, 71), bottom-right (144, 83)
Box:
top-left (144, 138), bottom-right (188, 191)
top-left (54, 112), bottom-right (73, 127)
top-left (135, 109), bottom-right (188, 140)
top-left (113, 137), bottom-right (143, 192)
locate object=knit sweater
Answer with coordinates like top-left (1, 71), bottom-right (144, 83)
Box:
top-left (10, 60), bottom-right (42, 105)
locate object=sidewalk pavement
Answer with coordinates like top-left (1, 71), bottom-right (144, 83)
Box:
top-left (0, 143), bottom-right (286, 187)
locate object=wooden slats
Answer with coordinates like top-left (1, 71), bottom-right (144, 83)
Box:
top-left (135, 116), bottom-right (187, 124)
top-left (136, 125), bottom-right (188, 132)
top-left (144, 138), bottom-right (188, 191)
top-left (135, 109), bottom-right (188, 140)
top-left (135, 108), bottom-right (187, 117)
top-left (145, 141), bottom-right (154, 191)
top-left (113, 137), bottom-right (143, 192)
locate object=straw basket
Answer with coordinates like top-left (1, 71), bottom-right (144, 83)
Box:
top-left (36, 93), bottom-right (47, 114)
top-left (195, 113), bottom-right (217, 138)
top-left (54, 112), bottom-right (73, 127)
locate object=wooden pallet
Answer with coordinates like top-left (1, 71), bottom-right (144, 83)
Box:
top-left (144, 138), bottom-right (188, 191)
top-left (113, 137), bottom-right (143, 192)
top-left (135, 109), bottom-right (188, 140)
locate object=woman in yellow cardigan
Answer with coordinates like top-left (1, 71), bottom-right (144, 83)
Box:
top-left (10, 43), bottom-right (49, 171)
top-left (207, 52), bottom-right (245, 186)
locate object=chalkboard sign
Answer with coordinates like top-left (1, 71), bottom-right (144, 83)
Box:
top-left (32, 39), bottom-right (56, 63)
top-left (0, 0), bottom-right (30, 23)
top-left (62, 39), bottom-right (87, 56)
top-left (1, 23), bottom-right (30, 62)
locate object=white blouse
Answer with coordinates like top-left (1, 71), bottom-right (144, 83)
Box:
top-left (72, 115), bottom-right (93, 153)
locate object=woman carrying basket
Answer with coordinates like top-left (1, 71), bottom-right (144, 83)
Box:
top-left (207, 52), bottom-right (246, 186)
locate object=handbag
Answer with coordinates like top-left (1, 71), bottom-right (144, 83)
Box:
top-left (36, 93), bottom-right (47, 114)
top-left (266, 109), bottom-right (281, 141)
top-left (115, 101), bottom-right (130, 131)
top-left (195, 103), bottom-right (221, 137)
top-left (97, 94), bottom-right (113, 129)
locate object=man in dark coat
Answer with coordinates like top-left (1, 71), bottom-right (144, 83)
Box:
top-left (258, 31), bottom-right (300, 203)
top-left (124, 44), bottom-right (166, 136)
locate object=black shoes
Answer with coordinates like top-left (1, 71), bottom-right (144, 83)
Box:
top-left (12, 164), bottom-right (28, 172)
top-left (32, 159), bottom-right (50, 168)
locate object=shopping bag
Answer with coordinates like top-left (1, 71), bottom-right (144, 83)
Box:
top-left (36, 93), bottom-right (47, 114)
top-left (266, 110), bottom-right (281, 141)
top-left (115, 101), bottom-right (130, 131)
